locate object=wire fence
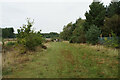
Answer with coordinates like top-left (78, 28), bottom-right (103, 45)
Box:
top-left (98, 37), bottom-right (120, 44)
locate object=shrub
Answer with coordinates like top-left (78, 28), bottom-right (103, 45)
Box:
top-left (86, 25), bottom-right (101, 45)
top-left (6, 42), bottom-right (15, 46)
top-left (3, 67), bottom-right (13, 75)
top-left (69, 35), bottom-right (86, 43)
top-left (25, 33), bottom-right (43, 50)
top-left (104, 32), bottom-right (119, 48)
top-left (17, 18), bottom-right (43, 51)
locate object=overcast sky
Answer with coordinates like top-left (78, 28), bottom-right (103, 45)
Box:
top-left (0, 0), bottom-right (113, 33)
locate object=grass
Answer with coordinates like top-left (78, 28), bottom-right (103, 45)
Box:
top-left (3, 42), bottom-right (118, 78)
top-left (0, 54), bottom-right (1, 79)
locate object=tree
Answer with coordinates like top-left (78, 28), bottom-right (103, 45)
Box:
top-left (2, 27), bottom-right (14, 38)
top-left (74, 18), bottom-right (85, 29)
top-left (8, 28), bottom-right (14, 38)
top-left (60, 22), bottom-right (73, 40)
top-left (41, 32), bottom-right (59, 38)
top-left (60, 18), bottom-right (85, 41)
top-left (102, 14), bottom-right (120, 36)
top-left (0, 28), bottom-right (2, 41)
top-left (70, 25), bottom-right (86, 43)
top-left (86, 25), bottom-right (101, 45)
top-left (107, 1), bottom-right (120, 18)
top-left (84, 2), bottom-right (106, 31)
top-left (69, 18), bottom-right (85, 43)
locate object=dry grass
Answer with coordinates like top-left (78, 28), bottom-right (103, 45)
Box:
top-left (61, 50), bottom-right (75, 65)
top-left (72, 43), bottom-right (118, 56)
top-left (3, 38), bottom-right (17, 45)
top-left (2, 42), bottom-right (118, 78)
top-left (2, 45), bottom-right (43, 72)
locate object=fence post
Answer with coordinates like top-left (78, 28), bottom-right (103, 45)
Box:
top-left (100, 34), bottom-right (102, 39)
top-left (109, 34), bottom-right (112, 39)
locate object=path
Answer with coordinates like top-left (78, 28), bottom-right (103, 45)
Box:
top-left (3, 42), bottom-right (118, 78)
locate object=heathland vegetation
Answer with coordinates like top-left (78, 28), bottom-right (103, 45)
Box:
top-left (1, 1), bottom-right (120, 78)
top-left (60, 1), bottom-right (120, 48)
top-left (3, 42), bottom-right (118, 78)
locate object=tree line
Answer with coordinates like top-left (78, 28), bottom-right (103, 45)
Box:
top-left (0, 27), bottom-right (15, 38)
top-left (0, 28), bottom-right (59, 39)
top-left (60, 1), bottom-right (120, 47)
top-left (41, 32), bottom-right (59, 38)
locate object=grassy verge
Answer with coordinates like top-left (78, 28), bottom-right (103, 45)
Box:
top-left (3, 42), bottom-right (118, 78)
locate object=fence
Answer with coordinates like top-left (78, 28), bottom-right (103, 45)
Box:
top-left (98, 37), bottom-right (120, 44)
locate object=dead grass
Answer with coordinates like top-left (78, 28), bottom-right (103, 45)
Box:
top-left (2, 44), bottom-right (43, 70)
top-left (72, 43), bottom-right (118, 57)
top-left (61, 50), bottom-right (75, 65)
top-left (2, 42), bottom-right (118, 78)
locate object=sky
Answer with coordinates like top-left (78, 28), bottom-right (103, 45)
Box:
top-left (0, 0), bottom-right (113, 33)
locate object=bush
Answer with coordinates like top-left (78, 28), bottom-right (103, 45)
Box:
top-left (104, 32), bottom-right (120, 48)
top-left (24, 33), bottom-right (43, 50)
top-left (6, 42), bottom-right (15, 46)
top-left (3, 67), bottom-right (13, 75)
top-left (69, 35), bottom-right (86, 43)
top-left (86, 25), bottom-right (101, 45)
top-left (17, 18), bottom-right (43, 51)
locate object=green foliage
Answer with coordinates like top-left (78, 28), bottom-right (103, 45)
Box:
top-left (69, 36), bottom-right (77, 43)
top-left (2, 27), bottom-right (15, 38)
top-left (102, 1), bottom-right (120, 36)
top-left (24, 33), bottom-right (43, 50)
top-left (86, 25), bottom-right (101, 45)
top-left (102, 14), bottom-right (120, 36)
top-left (60, 18), bottom-right (85, 41)
top-left (84, 2), bottom-right (106, 31)
top-left (107, 1), bottom-right (120, 18)
top-left (17, 18), bottom-right (43, 51)
top-left (60, 22), bottom-right (73, 40)
top-left (6, 42), bottom-right (16, 46)
top-left (0, 28), bottom-right (2, 41)
top-left (41, 32), bottom-right (59, 38)
top-left (3, 42), bottom-right (118, 78)
top-left (3, 67), bottom-right (13, 75)
top-left (69, 26), bottom-right (86, 43)
top-left (104, 32), bottom-right (119, 48)
top-left (74, 18), bottom-right (85, 28)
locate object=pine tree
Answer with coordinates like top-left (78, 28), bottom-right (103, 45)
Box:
top-left (84, 2), bottom-right (106, 31)
top-left (107, 1), bottom-right (120, 17)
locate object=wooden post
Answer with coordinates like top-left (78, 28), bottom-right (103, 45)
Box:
top-left (109, 34), bottom-right (111, 38)
top-left (100, 34), bottom-right (102, 39)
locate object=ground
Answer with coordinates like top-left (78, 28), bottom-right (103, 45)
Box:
top-left (3, 42), bottom-right (118, 78)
